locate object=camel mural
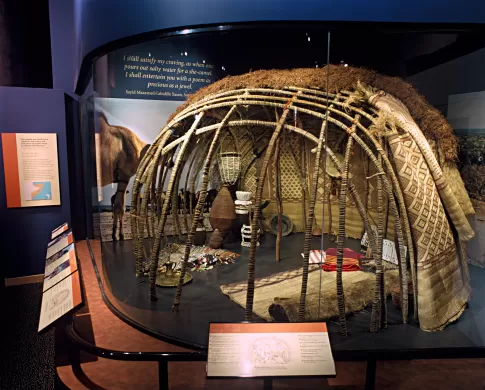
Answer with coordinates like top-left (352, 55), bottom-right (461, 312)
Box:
top-left (99, 114), bottom-right (149, 240)
top-left (98, 113), bottom-right (217, 241)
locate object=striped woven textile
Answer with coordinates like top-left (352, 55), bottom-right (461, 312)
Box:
top-left (302, 248), bottom-right (362, 271)
top-left (322, 256), bottom-right (361, 272)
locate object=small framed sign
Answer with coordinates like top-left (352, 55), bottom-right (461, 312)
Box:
top-left (51, 222), bottom-right (68, 239)
top-left (1, 133), bottom-right (61, 208)
top-left (207, 322), bottom-right (335, 378)
top-left (46, 230), bottom-right (73, 259)
top-left (43, 243), bottom-right (78, 292)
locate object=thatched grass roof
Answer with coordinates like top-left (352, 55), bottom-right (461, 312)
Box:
top-left (169, 65), bottom-right (458, 161)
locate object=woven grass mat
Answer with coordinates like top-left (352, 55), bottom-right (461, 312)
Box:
top-left (220, 267), bottom-right (399, 322)
top-left (95, 212), bottom-right (212, 242)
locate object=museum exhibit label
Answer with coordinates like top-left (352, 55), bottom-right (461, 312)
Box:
top-left (1, 133), bottom-right (61, 208)
top-left (38, 271), bottom-right (82, 332)
top-left (46, 230), bottom-right (73, 259)
top-left (207, 323), bottom-right (335, 377)
top-left (43, 244), bottom-right (78, 292)
top-left (51, 222), bottom-right (68, 239)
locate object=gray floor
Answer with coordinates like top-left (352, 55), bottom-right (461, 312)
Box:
top-left (101, 233), bottom-right (485, 359)
top-left (0, 283), bottom-right (57, 389)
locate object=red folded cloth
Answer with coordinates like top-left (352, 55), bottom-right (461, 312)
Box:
top-left (304, 248), bottom-right (363, 272)
top-left (322, 255), bottom-right (361, 272)
top-left (322, 262), bottom-right (361, 272)
top-left (325, 247), bottom-right (364, 260)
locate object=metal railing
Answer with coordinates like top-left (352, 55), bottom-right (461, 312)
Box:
top-left (65, 322), bottom-right (208, 390)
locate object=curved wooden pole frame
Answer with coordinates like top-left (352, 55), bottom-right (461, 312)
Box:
top-left (370, 148), bottom-right (386, 332)
top-left (132, 131), bottom-right (172, 277)
top-left (336, 134), bottom-right (355, 335)
top-left (148, 113), bottom-right (205, 300)
top-left (131, 85), bottom-right (425, 330)
top-left (297, 117), bottom-right (329, 321)
top-left (173, 106), bottom-right (237, 309)
top-left (274, 136), bottom-right (283, 262)
top-left (245, 95), bottom-right (297, 321)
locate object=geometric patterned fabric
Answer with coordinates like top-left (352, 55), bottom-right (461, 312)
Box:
top-left (390, 134), bottom-right (454, 262)
top-left (388, 133), bottom-right (470, 331)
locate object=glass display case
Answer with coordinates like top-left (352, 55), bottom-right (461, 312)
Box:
top-left (80, 23), bottom-right (485, 350)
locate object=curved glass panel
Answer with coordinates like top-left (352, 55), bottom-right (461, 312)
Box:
top-left (83, 23), bottom-right (485, 353)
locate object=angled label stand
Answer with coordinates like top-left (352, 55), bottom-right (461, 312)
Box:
top-left (38, 271), bottom-right (83, 332)
top-left (38, 224), bottom-right (84, 333)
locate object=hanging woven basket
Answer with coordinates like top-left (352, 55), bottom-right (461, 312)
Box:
top-left (218, 152), bottom-right (241, 185)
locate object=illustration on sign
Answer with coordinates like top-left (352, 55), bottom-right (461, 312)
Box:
top-left (252, 337), bottom-right (291, 365)
top-left (24, 181), bottom-right (52, 200)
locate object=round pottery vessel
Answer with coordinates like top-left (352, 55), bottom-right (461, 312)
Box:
top-left (210, 229), bottom-right (223, 249)
top-left (236, 191), bottom-right (252, 201)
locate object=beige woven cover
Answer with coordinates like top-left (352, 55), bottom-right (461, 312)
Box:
top-left (372, 93), bottom-right (472, 331)
top-left (369, 92), bottom-right (474, 241)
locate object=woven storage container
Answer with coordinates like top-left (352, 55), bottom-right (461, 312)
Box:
top-left (218, 152), bottom-right (241, 185)
top-left (210, 186), bottom-right (237, 233)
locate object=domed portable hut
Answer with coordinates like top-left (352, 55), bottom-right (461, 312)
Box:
top-left (130, 65), bottom-right (474, 334)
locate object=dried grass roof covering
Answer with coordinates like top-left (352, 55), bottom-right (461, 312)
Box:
top-left (169, 65), bottom-right (458, 161)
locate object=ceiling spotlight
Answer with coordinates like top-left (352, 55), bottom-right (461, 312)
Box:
top-left (308, 37), bottom-right (311, 42)
top-left (148, 53), bottom-right (151, 57)
top-left (222, 66), bottom-right (226, 71)
top-left (344, 63), bottom-right (348, 67)
top-left (185, 52), bottom-right (188, 56)
top-left (203, 60), bottom-right (205, 64)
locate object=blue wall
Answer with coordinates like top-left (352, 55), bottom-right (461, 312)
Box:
top-left (49, 0), bottom-right (76, 94)
top-left (74, 0), bottom-right (485, 77)
top-left (0, 87), bottom-right (71, 278)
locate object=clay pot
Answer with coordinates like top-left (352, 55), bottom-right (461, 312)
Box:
top-left (209, 186), bottom-right (236, 233)
top-left (210, 229), bottom-right (223, 249)
top-left (312, 226), bottom-right (323, 237)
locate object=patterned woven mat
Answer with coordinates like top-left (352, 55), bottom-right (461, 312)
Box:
top-left (96, 212), bottom-right (212, 242)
